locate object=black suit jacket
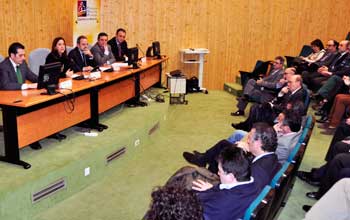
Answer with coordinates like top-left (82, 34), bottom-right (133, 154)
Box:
top-left (273, 87), bottom-right (306, 113)
top-left (107, 37), bottom-right (128, 61)
top-left (251, 153), bottom-right (281, 190)
top-left (68, 47), bottom-right (96, 72)
top-left (0, 58), bottom-right (38, 90)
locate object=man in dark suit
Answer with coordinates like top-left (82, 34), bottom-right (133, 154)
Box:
top-left (0, 42), bottom-right (37, 90)
top-left (68, 35), bottom-right (96, 72)
top-left (270, 74), bottom-right (306, 114)
top-left (232, 56), bottom-right (286, 116)
top-left (192, 147), bottom-right (260, 220)
top-left (107, 28), bottom-right (128, 62)
top-left (183, 122), bottom-right (280, 190)
top-left (0, 42), bottom-right (41, 150)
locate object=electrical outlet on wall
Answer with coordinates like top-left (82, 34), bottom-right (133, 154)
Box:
top-left (84, 167), bottom-right (90, 176)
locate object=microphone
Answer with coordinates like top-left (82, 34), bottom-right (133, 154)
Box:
top-left (136, 43), bottom-right (145, 58)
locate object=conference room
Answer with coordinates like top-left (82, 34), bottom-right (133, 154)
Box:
top-left (0, 1), bottom-right (349, 220)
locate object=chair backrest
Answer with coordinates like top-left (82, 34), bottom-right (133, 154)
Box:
top-left (299, 45), bottom-right (313, 57)
top-left (287, 142), bottom-right (302, 163)
top-left (270, 162), bottom-right (291, 188)
top-left (28, 48), bottom-right (50, 75)
top-left (243, 185), bottom-right (274, 220)
top-left (346, 32), bottom-right (350, 40)
top-left (0, 54), bottom-right (4, 63)
top-left (302, 86), bottom-right (311, 114)
top-left (66, 46), bottom-right (74, 54)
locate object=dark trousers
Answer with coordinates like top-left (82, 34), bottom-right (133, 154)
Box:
top-left (302, 71), bottom-right (329, 92)
top-left (317, 153), bottom-right (350, 197)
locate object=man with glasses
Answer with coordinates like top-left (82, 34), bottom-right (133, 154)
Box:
top-left (231, 56), bottom-right (286, 116)
top-left (68, 35), bottom-right (96, 72)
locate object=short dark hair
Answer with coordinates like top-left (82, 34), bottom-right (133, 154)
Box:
top-left (252, 122), bottom-right (277, 152)
top-left (332, 40), bottom-right (339, 49)
top-left (8, 42), bottom-right (25, 56)
top-left (97, 32), bottom-right (108, 40)
top-left (145, 185), bottom-right (203, 220)
top-left (116, 28), bottom-right (126, 35)
top-left (218, 146), bottom-right (251, 182)
top-left (76, 35), bottom-right (87, 44)
top-left (275, 56), bottom-right (285, 65)
top-left (311, 39), bottom-right (324, 50)
top-left (282, 111), bottom-right (302, 132)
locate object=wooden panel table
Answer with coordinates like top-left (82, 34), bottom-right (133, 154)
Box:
top-left (0, 57), bottom-right (168, 169)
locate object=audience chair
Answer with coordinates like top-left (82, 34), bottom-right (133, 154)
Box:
top-left (346, 32), bottom-right (350, 40)
top-left (28, 48), bottom-right (50, 75)
top-left (243, 185), bottom-right (275, 220)
top-left (285, 45), bottom-right (313, 67)
top-left (268, 162), bottom-right (294, 219)
top-left (66, 46), bottom-right (74, 54)
top-left (239, 60), bottom-right (272, 87)
top-left (0, 54), bottom-right (4, 63)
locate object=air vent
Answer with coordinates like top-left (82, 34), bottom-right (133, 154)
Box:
top-left (106, 147), bottom-right (126, 164)
top-left (32, 178), bottom-right (66, 203)
top-left (148, 121), bottom-right (160, 135)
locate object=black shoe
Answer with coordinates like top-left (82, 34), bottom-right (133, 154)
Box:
top-left (183, 152), bottom-right (206, 167)
top-left (193, 150), bottom-right (205, 157)
top-left (48, 133), bottom-right (67, 141)
top-left (314, 110), bottom-right (324, 116)
top-left (297, 171), bottom-right (321, 186)
top-left (230, 110), bottom-right (244, 116)
top-left (306, 192), bottom-right (320, 200)
top-left (29, 141), bottom-right (42, 150)
top-left (316, 115), bottom-right (329, 123)
top-left (302, 205), bottom-right (312, 212)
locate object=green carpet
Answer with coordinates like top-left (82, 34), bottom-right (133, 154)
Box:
top-left (0, 90), bottom-right (331, 220)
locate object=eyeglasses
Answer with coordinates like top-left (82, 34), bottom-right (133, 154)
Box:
top-left (273, 62), bottom-right (281, 65)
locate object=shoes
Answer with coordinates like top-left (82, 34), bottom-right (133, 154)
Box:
top-left (306, 192), bottom-right (320, 200)
top-left (320, 127), bottom-right (335, 135)
top-left (316, 115), bottom-right (329, 123)
top-left (48, 133), bottom-right (67, 141)
top-left (182, 152), bottom-right (206, 167)
top-left (29, 141), bottom-right (42, 150)
top-left (193, 150), bottom-right (205, 157)
top-left (314, 109), bottom-right (324, 116)
top-left (317, 123), bottom-right (329, 129)
top-left (230, 110), bottom-right (244, 116)
top-left (302, 205), bottom-right (312, 212)
top-left (296, 171), bottom-right (321, 187)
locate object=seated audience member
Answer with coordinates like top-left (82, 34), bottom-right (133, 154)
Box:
top-left (295, 39), bottom-right (325, 73)
top-left (302, 40), bottom-right (350, 92)
top-left (269, 74), bottom-right (306, 114)
top-left (192, 147), bottom-right (259, 220)
top-left (68, 35), bottom-right (96, 72)
top-left (45, 37), bottom-right (74, 78)
top-left (184, 122), bottom-right (280, 190)
top-left (144, 185), bottom-right (203, 220)
top-left (303, 39), bottom-right (339, 73)
top-left (231, 56), bottom-right (285, 116)
top-left (91, 32), bottom-right (116, 66)
top-left (232, 102), bottom-right (275, 131)
top-left (317, 93), bottom-right (350, 134)
top-left (0, 42), bottom-right (37, 90)
top-left (107, 28), bottom-right (128, 62)
top-left (303, 178), bottom-right (350, 220)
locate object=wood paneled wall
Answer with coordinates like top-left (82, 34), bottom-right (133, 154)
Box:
top-left (0, 0), bottom-right (73, 59)
top-left (1, 0), bottom-right (350, 89)
top-left (101, 0), bottom-right (350, 89)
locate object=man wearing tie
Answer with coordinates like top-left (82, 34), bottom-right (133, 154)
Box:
top-left (108, 28), bottom-right (128, 62)
top-left (91, 32), bottom-right (116, 66)
top-left (0, 42), bottom-right (38, 90)
top-left (0, 42), bottom-right (42, 149)
top-left (68, 35), bottom-right (96, 72)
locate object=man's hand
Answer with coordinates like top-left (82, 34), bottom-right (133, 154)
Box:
top-left (319, 70), bottom-right (332, 76)
top-left (192, 179), bottom-right (213, 191)
top-left (256, 79), bottom-right (263, 85)
top-left (82, 66), bottom-right (93, 72)
top-left (281, 86), bottom-right (289, 94)
top-left (236, 141), bottom-right (249, 152)
top-left (65, 69), bottom-right (74, 78)
top-left (83, 49), bottom-right (93, 57)
top-left (317, 66), bottom-right (328, 73)
top-left (343, 75), bottom-right (350, 86)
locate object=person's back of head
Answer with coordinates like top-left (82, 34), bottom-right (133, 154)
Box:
top-left (145, 185), bottom-right (203, 220)
top-left (218, 146), bottom-right (251, 182)
top-left (282, 111), bottom-right (302, 132)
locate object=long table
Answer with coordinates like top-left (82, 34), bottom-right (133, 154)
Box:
top-left (0, 57), bottom-right (168, 169)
